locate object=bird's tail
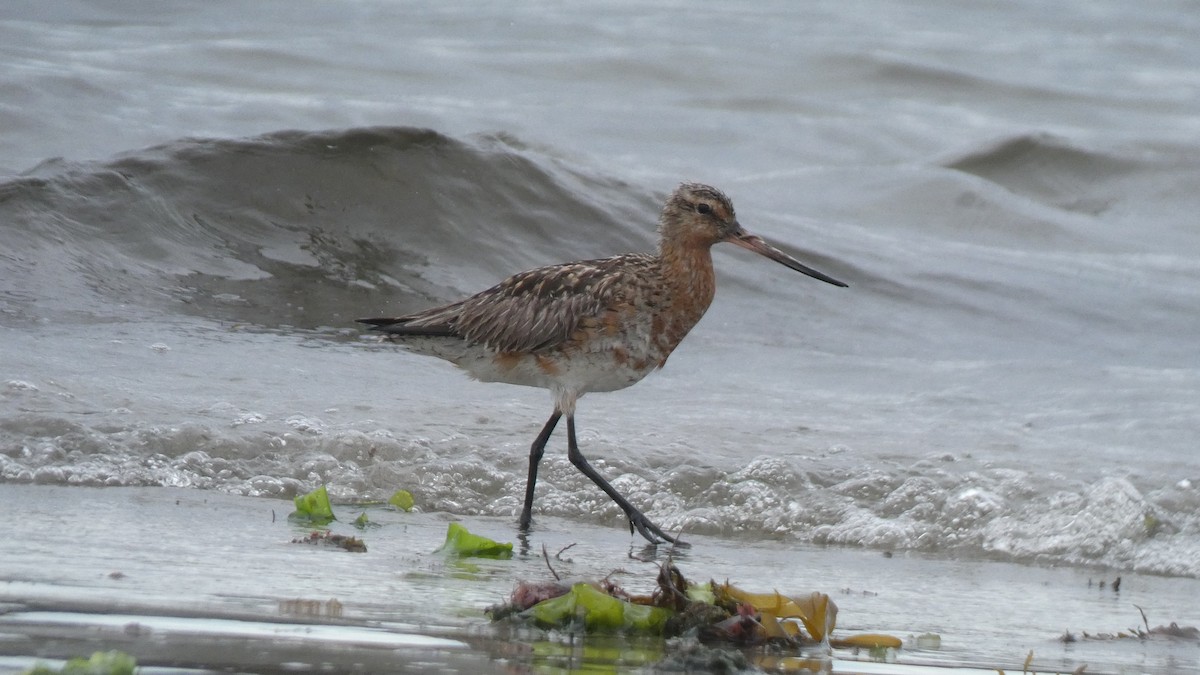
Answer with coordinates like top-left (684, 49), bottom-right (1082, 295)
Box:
top-left (356, 316), bottom-right (457, 337)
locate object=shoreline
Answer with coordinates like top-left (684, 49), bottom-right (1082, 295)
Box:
top-left (1, 484), bottom-right (1197, 674)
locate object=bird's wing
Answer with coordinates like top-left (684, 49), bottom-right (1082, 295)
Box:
top-left (360, 254), bottom-right (652, 353)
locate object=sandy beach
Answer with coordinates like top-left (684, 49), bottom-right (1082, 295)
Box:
top-left (2, 484), bottom-right (1196, 673)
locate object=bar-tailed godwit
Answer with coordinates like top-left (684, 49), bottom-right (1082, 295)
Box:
top-left (360, 183), bottom-right (846, 545)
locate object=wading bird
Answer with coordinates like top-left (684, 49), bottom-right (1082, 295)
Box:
top-left (360, 183), bottom-right (846, 545)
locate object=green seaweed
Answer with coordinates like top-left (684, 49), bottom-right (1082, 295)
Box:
top-left (528, 583), bottom-right (673, 634)
top-left (686, 583), bottom-right (716, 605)
top-left (24, 650), bottom-right (137, 675)
top-left (436, 522), bottom-right (513, 558)
top-left (289, 485), bottom-right (335, 525)
top-left (389, 489), bottom-right (414, 511)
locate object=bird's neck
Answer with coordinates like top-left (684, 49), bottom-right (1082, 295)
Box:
top-left (655, 236), bottom-right (718, 348)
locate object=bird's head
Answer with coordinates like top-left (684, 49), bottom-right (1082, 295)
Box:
top-left (661, 182), bottom-right (741, 247)
top-left (660, 182), bottom-right (848, 287)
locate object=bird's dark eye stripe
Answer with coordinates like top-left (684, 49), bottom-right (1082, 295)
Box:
top-left (696, 203), bottom-right (712, 215)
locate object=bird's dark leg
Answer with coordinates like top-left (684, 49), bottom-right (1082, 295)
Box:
top-left (519, 410), bottom-right (562, 530)
top-left (565, 414), bottom-right (685, 546)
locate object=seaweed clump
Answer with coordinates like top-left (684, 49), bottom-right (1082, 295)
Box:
top-left (488, 561), bottom-right (901, 652)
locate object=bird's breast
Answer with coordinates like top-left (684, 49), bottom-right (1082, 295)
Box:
top-left (652, 253), bottom-right (717, 360)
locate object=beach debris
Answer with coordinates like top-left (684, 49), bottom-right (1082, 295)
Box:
top-left (914, 632), bottom-right (941, 649)
top-left (527, 582), bottom-right (674, 633)
top-left (999, 655), bottom-right (1090, 675)
top-left (436, 522), bottom-right (513, 558)
top-left (23, 650), bottom-right (136, 675)
top-left (514, 580), bottom-right (573, 609)
top-left (352, 509), bottom-right (385, 529)
top-left (541, 544), bottom-right (561, 580)
top-left (289, 485), bottom-right (335, 525)
top-left (1069, 622), bottom-right (1200, 642)
top-left (1088, 575), bottom-right (1123, 591)
top-left (488, 563), bottom-right (902, 652)
top-left (538, 542), bottom-right (578, 579)
top-left (997, 649), bottom-right (1089, 675)
top-left (389, 489), bottom-right (414, 511)
top-left (291, 530), bottom-right (367, 552)
top-left (698, 601), bottom-right (768, 645)
top-left (1148, 622), bottom-right (1200, 639)
top-left (716, 584), bottom-right (840, 644)
top-left (652, 643), bottom-right (751, 672)
top-left (833, 633), bottom-right (906, 650)
top-left (1059, 605), bottom-right (1199, 642)
top-left (486, 579), bottom-right (572, 622)
top-left (554, 542), bottom-right (577, 561)
top-left (667, 598), bottom-right (732, 639)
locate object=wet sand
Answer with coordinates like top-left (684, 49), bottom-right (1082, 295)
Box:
top-left (1, 484), bottom-right (1197, 674)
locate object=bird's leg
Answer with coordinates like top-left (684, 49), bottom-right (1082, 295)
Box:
top-left (565, 414), bottom-right (684, 546)
top-left (519, 410), bottom-right (562, 530)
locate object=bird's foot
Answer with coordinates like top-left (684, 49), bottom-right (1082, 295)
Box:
top-left (627, 510), bottom-right (689, 548)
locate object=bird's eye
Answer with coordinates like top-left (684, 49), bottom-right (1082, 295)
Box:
top-left (696, 203), bottom-right (712, 215)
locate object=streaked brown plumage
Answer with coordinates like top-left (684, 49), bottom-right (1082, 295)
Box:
top-left (360, 183), bottom-right (846, 545)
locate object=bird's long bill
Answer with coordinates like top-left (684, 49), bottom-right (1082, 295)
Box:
top-left (729, 232), bottom-right (848, 287)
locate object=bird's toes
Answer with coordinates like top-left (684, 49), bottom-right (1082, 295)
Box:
top-left (628, 511), bottom-right (686, 547)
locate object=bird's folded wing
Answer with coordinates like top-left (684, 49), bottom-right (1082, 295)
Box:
top-left (363, 255), bottom-right (653, 354)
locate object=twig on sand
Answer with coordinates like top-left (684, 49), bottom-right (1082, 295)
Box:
top-left (541, 544), bottom-right (560, 581)
top-left (1134, 604), bottom-right (1150, 635)
top-left (556, 542), bottom-right (577, 561)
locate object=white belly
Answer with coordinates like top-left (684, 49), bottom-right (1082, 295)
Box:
top-left (387, 336), bottom-right (659, 396)
top-left (464, 348), bottom-right (657, 394)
